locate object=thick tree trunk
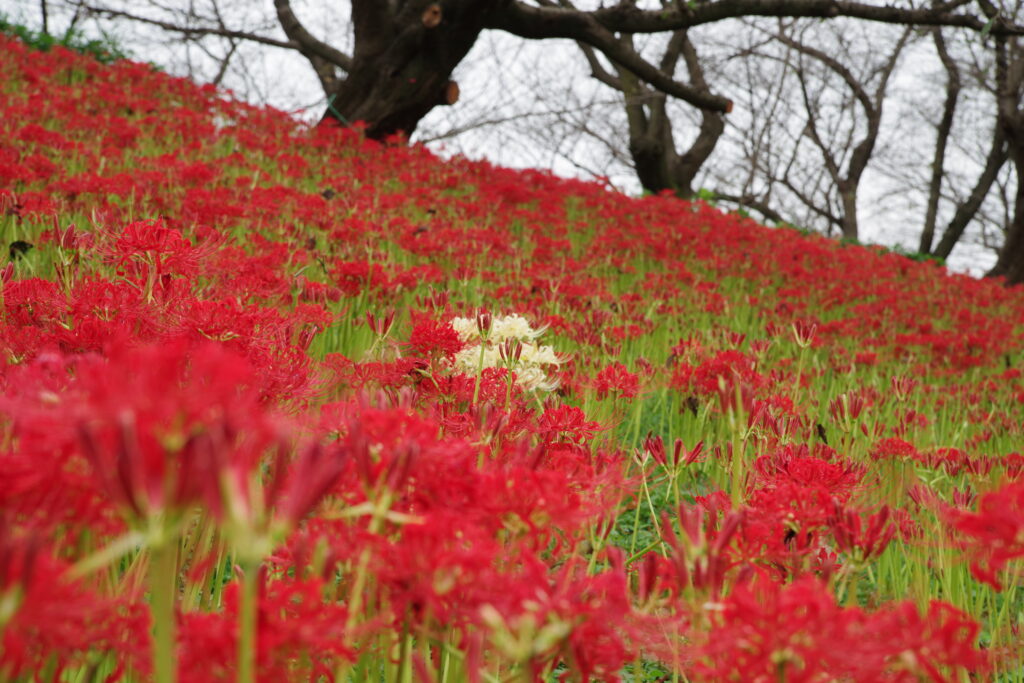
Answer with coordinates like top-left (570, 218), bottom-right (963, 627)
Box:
top-left (618, 31), bottom-right (724, 199)
top-left (630, 135), bottom-right (681, 195)
top-left (322, 1), bottom-right (502, 140)
top-left (627, 108), bottom-right (724, 199)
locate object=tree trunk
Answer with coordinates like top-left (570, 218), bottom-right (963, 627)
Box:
top-left (617, 31), bottom-right (724, 199)
top-left (919, 29), bottom-right (959, 255)
top-left (985, 31), bottom-right (1024, 285)
top-left (839, 187), bottom-right (859, 240)
top-left (987, 149), bottom-right (1024, 284)
top-left (321, 1), bottom-right (501, 140)
top-left (984, 28), bottom-right (1024, 285)
top-left (626, 105), bottom-right (723, 199)
top-left (932, 127), bottom-right (1007, 260)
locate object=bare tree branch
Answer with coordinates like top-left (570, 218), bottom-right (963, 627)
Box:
top-left (495, 0), bottom-right (1018, 37)
top-left (493, 7), bottom-right (733, 111)
top-left (709, 191), bottom-right (790, 223)
top-left (70, 2), bottom-right (297, 51)
top-left (577, 43), bottom-right (624, 90)
top-left (273, 0), bottom-right (353, 70)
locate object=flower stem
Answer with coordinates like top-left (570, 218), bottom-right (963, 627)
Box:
top-left (237, 559), bottom-right (259, 683)
top-left (472, 343), bottom-right (486, 406)
top-left (344, 490), bottom-right (393, 648)
top-left (149, 540), bottom-right (178, 683)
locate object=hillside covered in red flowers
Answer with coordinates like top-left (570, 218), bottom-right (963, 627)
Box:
top-left (2, 34), bottom-right (1024, 682)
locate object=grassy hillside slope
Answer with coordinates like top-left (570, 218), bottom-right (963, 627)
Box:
top-left (2, 34), bottom-right (1024, 682)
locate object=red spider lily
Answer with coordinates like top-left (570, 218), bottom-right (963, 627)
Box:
top-left (476, 309), bottom-right (492, 337)
top-left (827, 500), bottom-right (896, 562)
top-left (641, 432), bottom-right (668, 468)
top-left (106, 219), bottom-right (202, 289)
top-left (593, 362), bottom-right (639, 400)
top-left (264, 441), bottom-right (350, 530)
top-left (870, 600), bottom-right (988, 681)
top-left (919, 447), bottom-right (975, 477)
top-left (688, 350), bottom-right (765, 397)
top-left (790, 319), bottom-right (818, 348)
top-left (907, 484), bottom-right (942, 510)
top-left (498, 337), bottom-right (523, 365)
top-left (890, 375), bottom-right (919, 401)
top-left (752, 445), bottom-right (863, 498)
top-left (641, 432), bottom-right (704, 469)
top-left (475, 557), bottom-right (651, 682)
top-left (697, 576), bottom-right (986, 682)
top-left (177, 576), bottom-right (353, 681)
top-left (535, 405), bottom-right (601, 444)
top-left (660, 502), bottom-right (746, 599)
top-left (68, 340), bottom-right (276, 521)
top-left (0, 528), bottom-right (148, 678)
top-left (951, 486), bottom-right (976, 509)
top-left (414, 285), bottom-right (450, 312)
top-left (365, 308), bottom-right (396, 337)
top-left (1003, 453), bottom-right (1024, 479)
top-left (943, 479), bottom-right (1024, 590)
top-left (739, 481), bottom-right (841, 578)
top-left (330, 260), bottom-right (388, 296)
top-left (870, 437), bottom-right (919, 462)
top-left (829, 391), bottom-right (867, 430)
top-left (677, 439), bottom-right (706, 466)
top-left (405, 317), bottom-right (464, 362)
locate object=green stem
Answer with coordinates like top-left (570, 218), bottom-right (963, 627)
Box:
top-left (440, 635), bottom-right (452, 683)
top-left (149, 540), bottom-right (178, 683)
top-left (729, 425), bottom-right (744, 509)
top-left (839, 565), bottom-right (861, 608)
top-left (395, 627), bottom-right (413, 683)
top-left (472, 342), bottom-right (487, 406)
top-left (626, 538), bottom-right (664, 564)
top-left (344, 490), bottom-right (394, 648)
top-left (505, 370), bottom-right (514, 411)
top-left (628, 488), bottom-right (643, 557)
top-left (671, 466), bottom-right (681, 515)
top-left (793, 347), bottom-right (806, 405)
top-left (640, 473), bottom-right (663, 540)
top-left (237, 559), bottom-right (259, 683)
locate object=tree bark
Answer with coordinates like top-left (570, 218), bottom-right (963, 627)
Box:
top-left (987, 159), bottom-right (1024, 282)
top-left (838, 185), bottom-right (859, 240)
top-left (932, 127), bottom-right (1007, 260)
top-left (986, 139), bottom-right (1024, 282)
top-left (919, 28), bottom-right (959, 255)
top-left (782, 26), bottom-right (910, 242)
top-left (984, 24), bottom-right (1024, 284)
top-left (609, 31), bottom-right (725, 198)
top-left (321, 0), bottom-right (503, 140)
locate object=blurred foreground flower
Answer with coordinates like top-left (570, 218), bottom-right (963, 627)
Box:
top-left (698, 575), bottom-right (986, 681)
top-left (944, 479), bottom-right (1024, 590)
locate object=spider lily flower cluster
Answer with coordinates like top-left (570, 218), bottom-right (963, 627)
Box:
top-left (450, 312), bottom-right (563, 392)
